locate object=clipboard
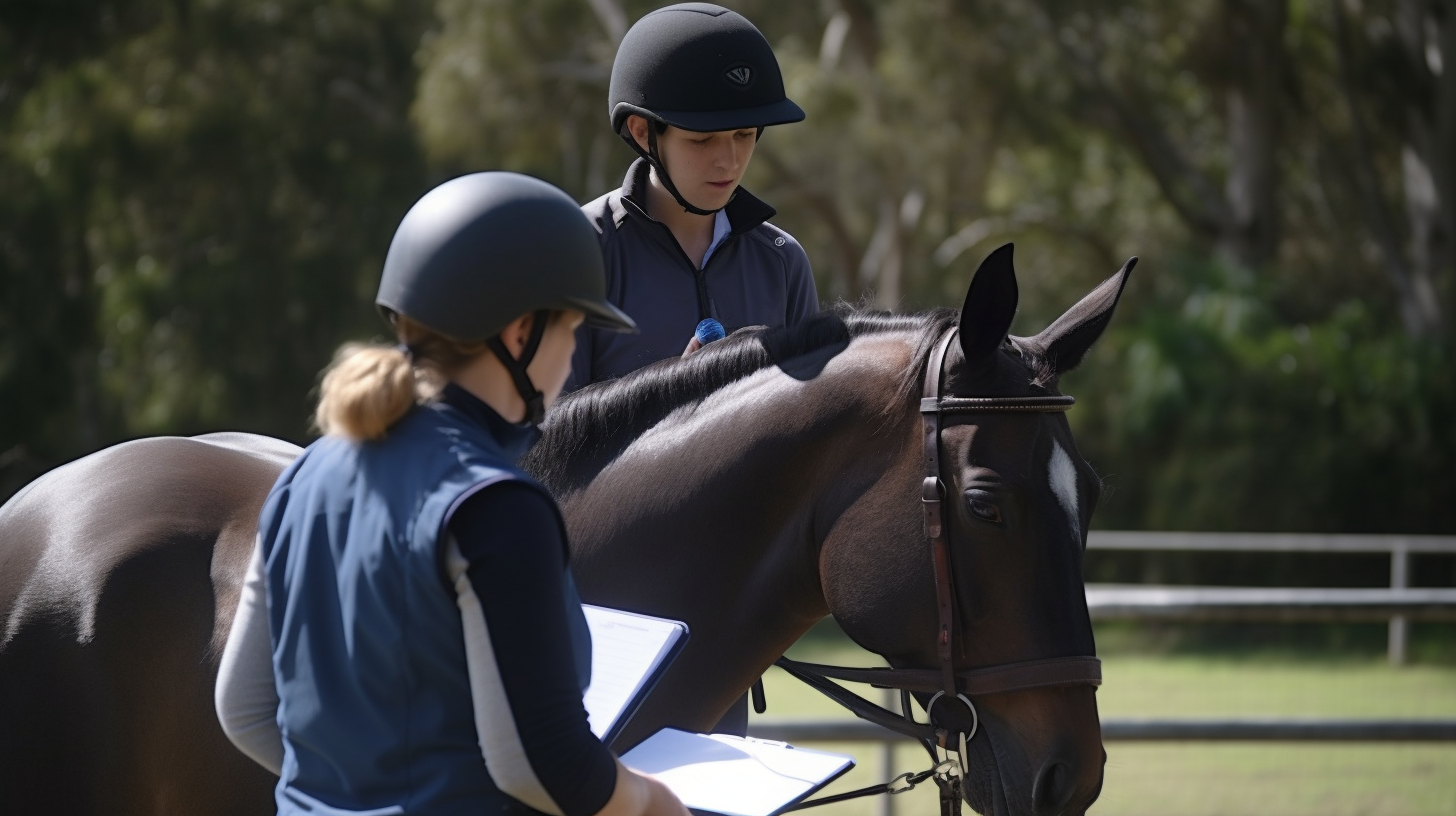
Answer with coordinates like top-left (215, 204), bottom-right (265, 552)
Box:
top-left (581, 604), bottom-right (690, 745)
top-left (620, 728), bottom-right (856, 816)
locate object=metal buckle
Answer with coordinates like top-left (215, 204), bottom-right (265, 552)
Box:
top-left (926, 690), bottom-right (979, 772)
top-left (887, 771), bottom-right (918, 795)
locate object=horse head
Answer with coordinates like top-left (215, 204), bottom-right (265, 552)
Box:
top-left (818, 244), bottom-right (1135, 816)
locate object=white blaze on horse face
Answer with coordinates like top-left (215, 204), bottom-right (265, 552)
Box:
top-left (1048, 440), bottom-right (1080, 541)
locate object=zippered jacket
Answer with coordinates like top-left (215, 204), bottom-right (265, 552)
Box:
top-left (565, 158), bottom-right (819, 390)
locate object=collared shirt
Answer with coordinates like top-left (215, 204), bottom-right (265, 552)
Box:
top-left (565, 158), bottom-right (820, 391)
top-left (703, 209), bottom-right (732, 267)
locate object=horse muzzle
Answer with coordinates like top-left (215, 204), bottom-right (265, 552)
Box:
top-left (956, 685), bottom-right (1105, 816)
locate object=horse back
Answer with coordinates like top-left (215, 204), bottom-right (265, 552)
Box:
top-left (0, 433), bottom-right (298, 815)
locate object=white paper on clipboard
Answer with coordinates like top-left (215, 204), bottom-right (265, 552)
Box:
top-left (581, 604), bottom-right (689, 744)
top-left (620, 728), bottom-right (855, 816)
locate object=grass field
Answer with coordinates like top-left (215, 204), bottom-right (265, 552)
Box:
top-left (748, 626), bottom-right (1456, 816)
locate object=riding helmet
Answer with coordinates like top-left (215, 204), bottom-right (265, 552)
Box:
top-left (376, 172), bottom-right (636, 341)
top-left (609, 3), bottom-right (805, 134)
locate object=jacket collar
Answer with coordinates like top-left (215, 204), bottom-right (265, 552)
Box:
top-left (435, 382), bottom-right (541, 461)
top-left (610, 157), bottom-right (776, 237)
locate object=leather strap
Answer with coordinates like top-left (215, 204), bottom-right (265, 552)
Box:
top-left (776, 655), bottom-right (1103, 697)
top-left (921, 328), bottom-right (960, 704)
top-left (774, 658), bottom-right (939, 743)
top-left (922, 395), bottom-right (1075, 413)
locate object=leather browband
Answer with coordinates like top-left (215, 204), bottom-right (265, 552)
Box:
top-left (920, 396), bottom-right (1075, 413)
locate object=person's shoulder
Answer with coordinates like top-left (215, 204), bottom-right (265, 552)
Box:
top-left (750, 220), bottom-right (802, 246)
top-left (741, 221), bottom-right (809, 267)
top-left (580, 188), bottom-right (622, 235)
top-left (465, 474), bottom-right (552, 503)
top-left (455, 476), bottom-right (561, 528)
top-left (581, 188), bottom-right (614, 217)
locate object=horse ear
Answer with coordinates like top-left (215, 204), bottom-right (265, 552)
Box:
top-left (959, 243), bottom-right (1019, 363)
top-left (1027, 256), bottom-right (1137, 375)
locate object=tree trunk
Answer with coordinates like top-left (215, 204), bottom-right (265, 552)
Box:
top-left (1393, 0), bottom-right (1451, 336)
top-left (1219, 0), bottom-right (1286, 268)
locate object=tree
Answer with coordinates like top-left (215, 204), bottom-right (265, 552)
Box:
top-left (1031, 0), bottom-right (1452, 338)
top-left (1323, 0), bottom-right (1452, 337)
top-left (0, 0), bottom-right (430, 499)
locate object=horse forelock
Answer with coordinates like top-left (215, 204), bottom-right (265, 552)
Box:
top-left (528, 305), bottom-right (957, 490)
top-left (1008, 336), bottom-right (1059, 389)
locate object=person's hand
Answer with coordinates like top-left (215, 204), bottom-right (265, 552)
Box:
top-left (683, 319), bottom-right (725, 357)
top-left (637, 772), bottom-right (691, 816)
top-left (596, 761), bottom-right (689, 816)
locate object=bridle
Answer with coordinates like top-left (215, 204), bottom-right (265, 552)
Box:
top-left (774, 327), bottom-right (1102, 810)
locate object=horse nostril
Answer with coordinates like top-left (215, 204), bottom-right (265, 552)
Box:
top-left (1032, 760), bottom-right (1075, 815)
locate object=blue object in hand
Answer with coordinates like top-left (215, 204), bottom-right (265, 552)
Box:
top-left (695, 318), bottom-right (726, 345)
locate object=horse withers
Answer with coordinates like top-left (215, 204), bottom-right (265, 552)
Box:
top-left (0, 244), bottom-right (1133, 816)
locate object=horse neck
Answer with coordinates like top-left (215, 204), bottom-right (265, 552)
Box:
top-left (560, 334), bottom-right (921, 722)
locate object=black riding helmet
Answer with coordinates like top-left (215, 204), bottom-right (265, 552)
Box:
top-left (609, 3), bottom-right (805, 215)
top-left (377, 172), bottom-right (636, 422)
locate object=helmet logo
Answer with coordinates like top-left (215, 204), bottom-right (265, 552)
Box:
top-left (724, 64), bottom-right (754, 88)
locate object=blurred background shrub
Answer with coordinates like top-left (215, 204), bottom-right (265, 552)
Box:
top-left (2, 0), bottom-right (1452, 547)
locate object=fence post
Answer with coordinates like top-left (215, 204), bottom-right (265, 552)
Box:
top-left (878, 687), bottom-right (896, 816)
top-left (1389, 544), bottom-right (1408, 666)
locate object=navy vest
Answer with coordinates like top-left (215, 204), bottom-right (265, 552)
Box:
top-left (259, 394), bottom-right (590, 816)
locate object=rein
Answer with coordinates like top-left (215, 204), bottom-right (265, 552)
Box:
top-left (776, 327), bottom-right (1102, 813)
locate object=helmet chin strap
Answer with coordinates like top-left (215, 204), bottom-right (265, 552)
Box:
top-left (485, 310), bottom-right (549, 425)
top-left (619, 127), bottom-right (729, 217)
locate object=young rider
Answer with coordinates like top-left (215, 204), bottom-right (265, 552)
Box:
top-left (565, 2), bottom-right (819, 391)
top-left (215, 172), bottom-right (688, 816)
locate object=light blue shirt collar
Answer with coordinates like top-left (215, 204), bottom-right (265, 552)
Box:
top-left (701, 209), bottom-right (732, 269)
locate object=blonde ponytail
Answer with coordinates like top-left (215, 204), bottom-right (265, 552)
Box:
top-left (314, 316), bottom-right (491, 441)
top-left (314, 344), bottom-right (417, 441)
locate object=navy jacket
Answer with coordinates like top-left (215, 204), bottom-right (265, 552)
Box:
top-left (565, 158), bottom-right (819, 390)
top-left (258, 385), bottom-right (613, 816)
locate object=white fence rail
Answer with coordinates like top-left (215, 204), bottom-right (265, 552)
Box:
top-left (746, 532), bottom-right (1456, 748)
top-left (748, 718), bottom-right (1456, 743)
top-left (1084, 531), bottom-right (1456, 664)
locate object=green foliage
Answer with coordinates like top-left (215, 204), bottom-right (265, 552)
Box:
top-left (1073, 253), bottom-right (1456, 533)
top-left (0, 0), bottom-right (430, 498)
top-left (1, 1), bottom-right (1451, 543)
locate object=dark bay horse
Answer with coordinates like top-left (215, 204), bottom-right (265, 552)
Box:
top-left (0, 245), bottom-right (1133, 816)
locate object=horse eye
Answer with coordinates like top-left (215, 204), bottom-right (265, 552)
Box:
top-left (965, 492), bottom-right (1002, 523)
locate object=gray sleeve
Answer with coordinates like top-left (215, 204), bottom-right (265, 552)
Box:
top-left (214, 539), bottom-right (284, 776)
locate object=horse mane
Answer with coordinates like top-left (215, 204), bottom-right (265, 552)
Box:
top-left (526, 304), bottom-right (957, 492)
